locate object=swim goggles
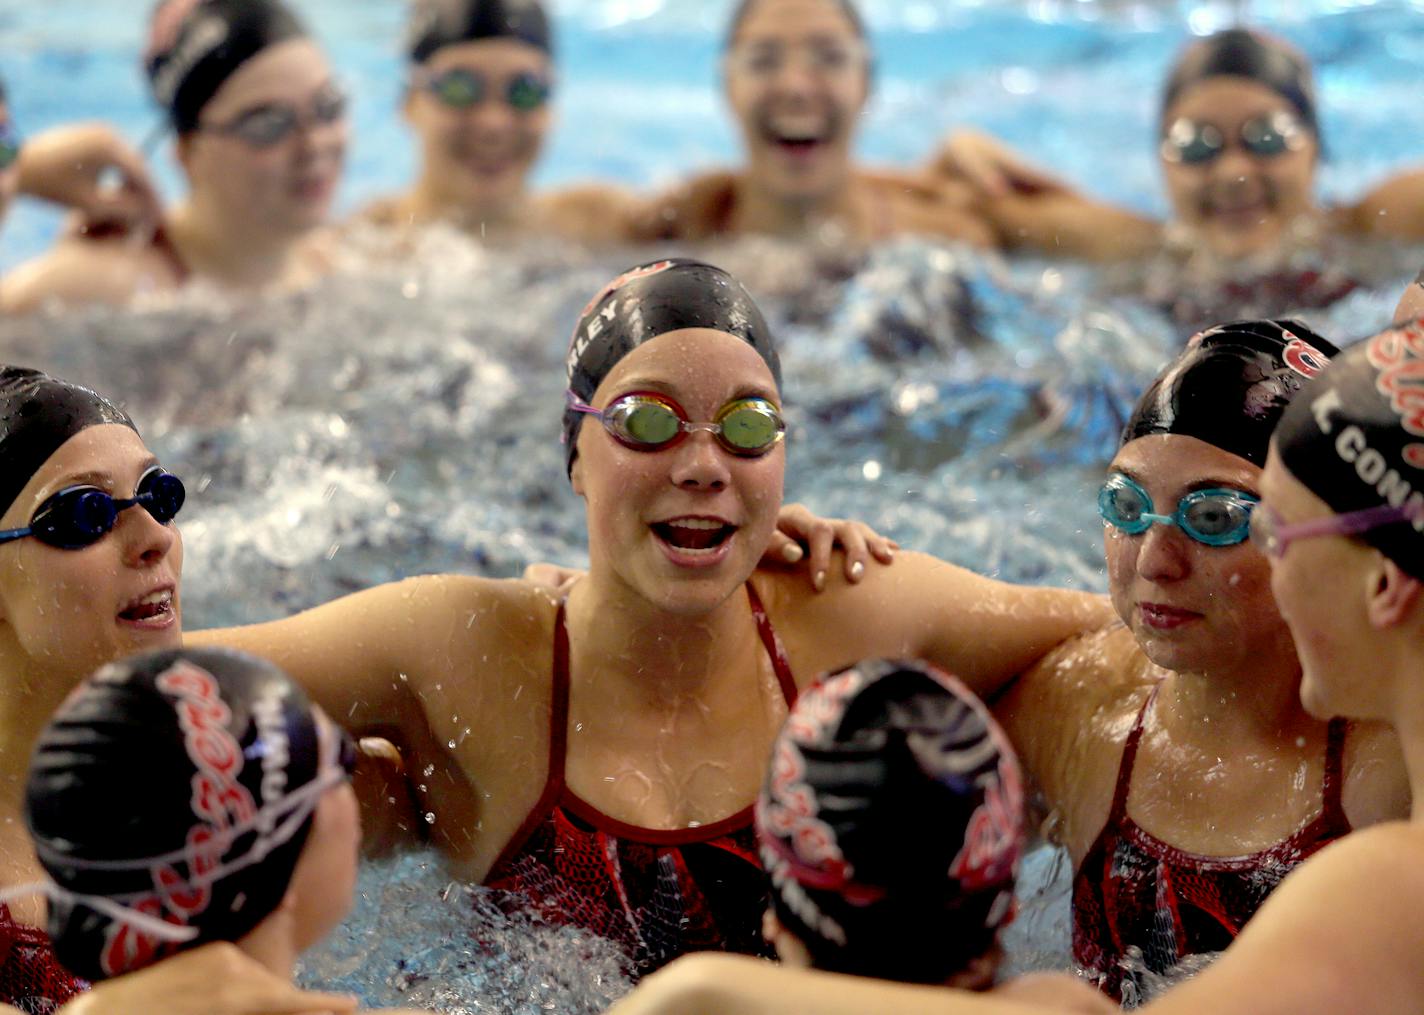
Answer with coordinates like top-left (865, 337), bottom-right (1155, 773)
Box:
top-left (199, 84), bottom-right (348, 149)
top-left (0, 121), bottom-right (20, 172)
top-left (0, 466), bottom-right (185, 550)
top-left (1098, 473), bottom-right (1258, 547)
top-left (1160, 110), bottom-right (1307, 166)
top-left (419, 67), bottom-right (551, 112)
top-left (565, 390), bottom-right (786, 457)
top-left (1249, 501), bottom-right (1420, 558)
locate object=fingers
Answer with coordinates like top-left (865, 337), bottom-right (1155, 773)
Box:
top-left (807, 520), bottom-right (836, 592)
top-left (762, 530), bottom-right (805, 567)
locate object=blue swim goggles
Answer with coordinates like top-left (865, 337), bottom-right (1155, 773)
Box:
top-left (1098, 473), bottom-right (1259, 547)
top-left (0, 467), bottom-right (185, 550)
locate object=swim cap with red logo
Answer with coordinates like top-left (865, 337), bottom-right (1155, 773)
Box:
top-left (1275, 318), bottom-right (1424, 579)
top-left (755, 658), bottom-right (1024, 984)
top-left (25, 648), bottom-right (324, 981)
top-left (145, 0), bottom-right (308, 133)
top-left (1122, 319), bottom-right (1338, 467)
top-left (561, 258), bottom-right (781, 476)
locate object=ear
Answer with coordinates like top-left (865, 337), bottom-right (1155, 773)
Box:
top-left (1366, 556), bottom-right (1422, 630)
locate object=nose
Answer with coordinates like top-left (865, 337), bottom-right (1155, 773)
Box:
top-left (467, 98), bottom-right (517, 132)
top-left (1210, 144), bottom-right (1256, 182)
top-left (669, 433), bottom-right (731, 492)
top-left (1134, 522), bottom-right (1191, 584)
top-left (117, 504), bottom-right (177, 569)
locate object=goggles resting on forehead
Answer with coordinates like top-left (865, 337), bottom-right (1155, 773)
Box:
top-left (566, 390), bottom-right (786, 457)
top-left (199, 85), bottom-right (348, 149)
top-left (419, 67), bottom-right (551, 112)
top-left (0, 466), bottom-right (185, 551)
top-left (1099, 473), bottom-right (1258, 547)
top-left (1160, 110), bottom-right (1308, 166)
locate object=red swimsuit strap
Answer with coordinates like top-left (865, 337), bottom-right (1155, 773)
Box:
top-left (1107, 683), bottom-right (1160, 825)
top-left (1319, 717), bottom-right (1351, 833)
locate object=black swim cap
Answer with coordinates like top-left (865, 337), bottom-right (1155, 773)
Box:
top-left (1121, 319), bottom-right (1338, 467)
top-left (562, 258), bottom-right (782, 477)
top-left (1276, 319), bottom-right (1424, 579)
top-left (145, 0), bottom-right (308, 133)
top-left (407, 0), bottom-right (552, 62)
top-left (0, 367), bottom-right (135, 518)
top-left (756, 659), bottom-right (1024, 984)
top-left (1162, 29), bottom-right (1319, 139)
top-left (26, 648), bottom-right (326, 981)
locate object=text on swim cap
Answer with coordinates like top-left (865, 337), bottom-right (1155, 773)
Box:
top-left (1366, 321), bottom-right (1424, 439)
top-left (250, 694), bottom-right (290, 834)
top-left (1332, 425), bottom-right (1424, 532)
top-left (150, 15), bottom-right (230, 108)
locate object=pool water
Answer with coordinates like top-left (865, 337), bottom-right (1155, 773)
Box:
top-left (2, 0), bottom-right (1422, 1009)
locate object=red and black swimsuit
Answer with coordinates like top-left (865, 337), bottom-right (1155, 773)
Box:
top-left (1072, 686), bottom-right (1351, 1004)
top-left (484, 584), bottom-right (797, 977)
top-left (0, 904), bottom-right (86, 1014)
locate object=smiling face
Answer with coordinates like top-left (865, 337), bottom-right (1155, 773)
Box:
top-left (0, 425), bottom-right (183, 682)
top-left (571, 328), bottom-right (785, 616)
top-left (724, 0), bottom-right (869, 206)
top-left (404, 38), bottom-right (552, 214)
top-left (1160, 77), bottom-right (1318, 260)
top-left (179, 38), bottom-right (347, 234)
top-left (1104, 434), bottom-right (1293, 677)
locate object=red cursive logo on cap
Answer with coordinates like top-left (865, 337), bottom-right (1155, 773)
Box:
top-left (1365, 320), bottom-right (1424, 438)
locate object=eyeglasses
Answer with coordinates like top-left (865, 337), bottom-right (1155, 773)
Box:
top-left (1098, 473), bottom-right (1258, 547)
top-left (199, 85), bottom-right (349, 149)
top-left (0, 122), bottom-right (20, 172)
top-left (0, 466), bottom-right (186, 550)
top-left (419, 67), bottom-right (551, 112)
top-left (1160, 111), bottom-right (1308, 166)
top-left (727, 39), bottom-right (867, 79)
top-left (1249, 501), bottom-right (1420, 558)
top-left (566, 390), bottom-right (786, 457)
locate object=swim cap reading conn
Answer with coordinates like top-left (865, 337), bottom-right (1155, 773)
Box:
top-left (756, 659), bottom-right (1024, 984)
top-left (562, 258), bottom-right (782, 477)
top-left (1122, 319), bottom-right (1338, 467)
top-left (0, 366), bottom-right (136, 517)
top-left (145, 0), bottom-right (308, 133)
top-left (23, 648), bottom-right (334, 982)
top-left (1162, 28), bottom-right (1319, 140)
top-left (1275, 318), bottom-right (1424, 579)
top-left (407, 0), bottom-right (552, 62)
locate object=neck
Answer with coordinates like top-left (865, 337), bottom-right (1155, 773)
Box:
top-left (563, 573), bottom-right (762, 712)
top-left (0, 646), bottom-right (88, 807)
top-left (405, 173), bottom-right (529, 233)
top-left (236, 908), bottom-right (300, 981)
top-left (730, 170), bottom-right (861, 238)
top-left (1156, 649), bottom-right (1314, 744)
top-left (170, 198), bottom-right (307, 289)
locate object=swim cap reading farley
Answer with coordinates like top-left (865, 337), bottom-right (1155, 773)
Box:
top-left (1122, 319), bottom-right (1338, 467)
top-left (756, 658), bottom-right (1024, 983)
top-left (561, 258), bottom-right (782, 476)
top-left (24, 648), bottom-right (330, 981)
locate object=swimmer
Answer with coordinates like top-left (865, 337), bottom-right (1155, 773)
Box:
top-left (633, 0), bottom-right (996, 246)
top-left (364, 0), bottom-right (639, 244)
top-left (756, 657), bottom-right (1108, 1010)
top-left (0, 75), bottom-right (162, 235)
top-left (1, 0), bottom-right (346, 313)
top-left (189, 257), bottom-right (1113, 976)
top-left (0, 367), bottom-right (353, 1014)
top-left (15, 646), bottom-right (422, 1015)
top-left (936, 29), bottom-right (1424, 309)
top-left (540, 315), bottom-right (1409, 999)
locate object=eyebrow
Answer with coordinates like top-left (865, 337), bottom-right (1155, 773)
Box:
top-left (613, 378), bottom-right (779, 404)
top-left (34, 457), bottom-right (161, 503)
top-left (1112, 466), bottom-right (1258, 497)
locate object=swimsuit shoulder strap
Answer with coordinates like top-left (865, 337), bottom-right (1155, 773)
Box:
top-left (1107, 683), bottom-right (1159, 825)
top-left (485, 603), bottom-right (570, 874)
top-left (746, 582), bottom-right (797, 706)
top-left (1320, 717), bottom-right (1351, 833)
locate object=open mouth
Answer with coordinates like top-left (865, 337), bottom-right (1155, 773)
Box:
top-left (119, 588), bottom-right (174, 625)
top-left (651, 518), bottom-right (737, 553)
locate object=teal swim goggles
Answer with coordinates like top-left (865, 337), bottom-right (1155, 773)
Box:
top-left (419, 67), bottom-right (551, 112)
top-left (1098, 473), bottom-right (1259, 547)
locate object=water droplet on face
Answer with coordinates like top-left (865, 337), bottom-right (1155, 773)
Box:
top-left (1296, 736), bottom-right (1306, 748)
top-left (447, 739), bottom-right (457, 749)
top-left (424, 812), bottom-right (436, 824)
top-left (423, 764), bottom-right (435, 777)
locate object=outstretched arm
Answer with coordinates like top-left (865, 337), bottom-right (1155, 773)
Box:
top-left (1339, 169), bottom-right (1424, 242)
